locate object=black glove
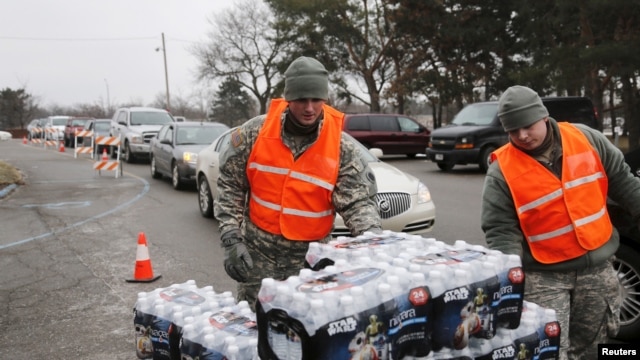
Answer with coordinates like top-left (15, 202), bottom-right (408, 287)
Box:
top-left (221, 229), bottom-right (253, 282)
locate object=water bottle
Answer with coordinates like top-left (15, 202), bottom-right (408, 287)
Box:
top-left (496, 254), bottom-right (525, 329)
top-left (134, 294), bottom-right (154, 359)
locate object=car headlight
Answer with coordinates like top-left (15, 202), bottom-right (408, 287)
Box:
top-left (417, 181), bottom-right (432, 204)
top-left (183, 152), bottom-right (198, 164)
top-left (130, 135), bottom-right (143, 144)
top-left (454, 137), bottom-right (474, 149)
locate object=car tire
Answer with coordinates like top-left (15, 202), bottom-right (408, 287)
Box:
top-left (171, 161), bottom-right (183, 190)
top-left (613, 242), bottom-right (640, 341)
top-left (124, 143), bottom-right (135, 163)
top-left (437, 162), bottom-right (455, 171)
top-left (479, 145), bottom-right (497, 173)
top-left (198, 175), bottom-right (214, 218)
top-left (150, 155), bottom-right (162, 179)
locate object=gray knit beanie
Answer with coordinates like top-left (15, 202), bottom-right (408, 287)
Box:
top-left (498, 85), bottom-right (549, 132)
top-left (284, 56), bottom-right (329, 101)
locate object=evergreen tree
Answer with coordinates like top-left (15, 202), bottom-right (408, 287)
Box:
top-left (208, 77), bottom-right (256, 127)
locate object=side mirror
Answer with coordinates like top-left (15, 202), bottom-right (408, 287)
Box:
top-left (368, 148), bottom-right (383, 158)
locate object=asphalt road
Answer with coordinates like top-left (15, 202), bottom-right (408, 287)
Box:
top-left (0, 138), bottom-right (488, 359)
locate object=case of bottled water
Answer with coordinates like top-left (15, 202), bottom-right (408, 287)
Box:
top-left (257, 262), bottom-right (433, 360)
top-left (132, 231), bottom-right (558, 359)
top-left (132, 280), bottom-right (257, 360)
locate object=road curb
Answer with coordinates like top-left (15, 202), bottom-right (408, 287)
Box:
top-left (0, 183), bottom-right (18, 199)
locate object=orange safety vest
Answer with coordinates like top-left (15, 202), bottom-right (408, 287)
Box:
top-left (492, 122), bottom-right (612, 264)
top-left (246, 98), bottom-right (344, 240)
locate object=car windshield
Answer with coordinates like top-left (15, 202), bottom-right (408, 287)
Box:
top-left (71, 119), bottom-right (87, 126)
top-left (451, 103), bottom-right (498, 126)
top-left (176, 126), bottom-right (228, 145)
top-left (52, 118), bottom-right (69, 126)
top-left (95, 122), bottom-right (111, 132)
top-left (130, 111), bottom-right (174, 126)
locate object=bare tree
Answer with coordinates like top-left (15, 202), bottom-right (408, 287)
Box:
top-left (193, 0), bottom-right (292, 114)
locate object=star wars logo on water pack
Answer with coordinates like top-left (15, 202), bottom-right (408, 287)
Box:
top-left (444, 286), bottom-right (470, 302)
top-left (489, 344), bottom-right (516, 359)
top-left (327, 317), bottom-right (358, 336)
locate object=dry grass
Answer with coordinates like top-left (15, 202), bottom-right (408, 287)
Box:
top-left (0, 160), bottom-right (23, 188)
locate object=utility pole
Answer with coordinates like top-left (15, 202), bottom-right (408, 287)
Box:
top-left (160, 32), bottom-right (171, 112)
top-left (104, 78), bottom-right (110, 114)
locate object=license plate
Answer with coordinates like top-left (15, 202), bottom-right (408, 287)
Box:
top-left (435, 154), bottom-right (444, 161)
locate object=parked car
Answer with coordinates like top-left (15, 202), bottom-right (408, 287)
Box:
top-left (195, 128), bottom-right (436, 236)
top-left (0, 131), bottom-right (11, 141)
top-left (111, 107), bottom-right (175, 163)
top-left (83, 119), bottom-right (115, 156)
top-left (64, 117), bottom-right (92, 147)
top-left (343, 113), bottom-right (431, 158)
top-left (43, 115), bottom-right (72, 141)
top-left (426, 97), bottom-right (599, 172)
top-left (150, 121), bottom-right (229, 190)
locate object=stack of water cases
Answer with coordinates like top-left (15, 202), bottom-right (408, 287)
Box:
top-left (257, 230), bottom-right (560, 360)
top-left (133, 280), bottom-right (259, 360)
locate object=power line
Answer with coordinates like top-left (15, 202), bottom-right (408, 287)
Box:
top-left (0, 36), bottom-right (158, 42)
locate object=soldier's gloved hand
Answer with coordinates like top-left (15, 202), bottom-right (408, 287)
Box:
top-left (221, 229), bottom-right (253, 283)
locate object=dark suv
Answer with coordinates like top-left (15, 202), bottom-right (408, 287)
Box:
top-left (426, 97), bottom-right (598, 172)
top-left (343, 113), bottom-right (431, 158)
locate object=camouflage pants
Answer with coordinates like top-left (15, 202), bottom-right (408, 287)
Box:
top-left (236, 235), bottom-right (314, 312)
top-left (524, 258), bottom-right (622, 360)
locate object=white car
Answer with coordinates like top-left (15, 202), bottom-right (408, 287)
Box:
top-left (195, 128), bottom-right (436, 237)
top-left (42, 115), bottom-right (72, 141)
top-left (0, 131), bottom-right (11, 141)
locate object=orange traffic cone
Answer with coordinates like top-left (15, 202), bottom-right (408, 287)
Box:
top-left (22, 136), bottom-right (27, 144)
top-left (126, 232), bottom-right (161, 283)
top-left (59, 140), bottom-right (65, 152)
top-left (101, 148), bottom-right (108, 161)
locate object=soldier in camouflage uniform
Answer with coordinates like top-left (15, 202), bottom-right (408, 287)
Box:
top-left (214, 56), bottom-right (382, 310)
top-left (481, 86), bottom-right (640, 359)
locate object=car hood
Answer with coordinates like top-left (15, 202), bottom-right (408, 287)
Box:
top-left (369, 161), bottom-right (419, 194)
top-left (131, 125), bottom-right (165, 133)
top-left (179, 144), bottom-right (209, 153)
top-left (431, 125), bottom-right (490, 137)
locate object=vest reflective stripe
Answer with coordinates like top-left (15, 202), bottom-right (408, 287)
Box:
top-left (248, 162), bottom-right (290, 175)
top-left (283, 207), bottom-right (334, 217)
top-left (247, 98), bottom-right (343, 240)
top-left (251, 193), bottom-right (334, 218)
top-left (251, 193), bottom-right (281, 211)
top-left (528, 206), bottom-right (607, 242)
top-left (289, 171), bottom-right (335, 191)
top-left (493, 122), bottom-right (612, 264)
top-left (518, 188), bottom-right (563, 213)
top-left (565, 172), bottom-right (605, 188)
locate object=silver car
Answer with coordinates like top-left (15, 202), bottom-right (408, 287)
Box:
top-left (150, 121), bottom-right (229, 190)
top-left (195, 128), bottom-right (436, 236)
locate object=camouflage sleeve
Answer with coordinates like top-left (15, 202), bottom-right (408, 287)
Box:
top-left (333, 134), bottom-right (382, 235)
top-left (214, 117), bottom-right (264, 235)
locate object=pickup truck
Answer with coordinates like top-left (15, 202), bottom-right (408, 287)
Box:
top-left (110, 107), bottom-right (175, 163)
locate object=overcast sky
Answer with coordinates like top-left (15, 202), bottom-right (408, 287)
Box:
top-left (0, 0), bottom-right (235, 108)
